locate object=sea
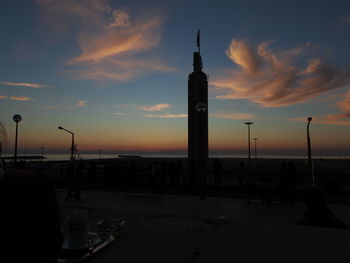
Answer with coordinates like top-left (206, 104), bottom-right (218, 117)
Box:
top-left (2, 153), bottom-right (350, 161)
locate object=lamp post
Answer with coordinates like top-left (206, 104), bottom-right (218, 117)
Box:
top-left (244, 122), bottom-right (253, 162)
top-left (13, 114), bottom-right (22, 164)
top-left (40, 146), bottom-right (44, 161)
top-left (306, 117), bottom-right (314, 188)
top-left (58, 126), bottom-right (75, 162)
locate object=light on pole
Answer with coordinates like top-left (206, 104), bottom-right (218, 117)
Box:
top-left (244, 122), bottom-right (253, 162)
top-left (13, 114), bottom-right (22, 164)
top-left (58, 126), bottom-right (75, 162)
top-left (306, 117), bottom-right (314, 188)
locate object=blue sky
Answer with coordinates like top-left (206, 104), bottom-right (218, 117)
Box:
top-left (1, 0), bottom-right (350, 156)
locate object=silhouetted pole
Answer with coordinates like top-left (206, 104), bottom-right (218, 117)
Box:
top-left (244, 122), bottom-right (253, 162)
top-left (58, 126), bottom-right (75, 162)
top-left (40, 146), bottom-right (44, 161)
top-left (254, 137), bottom-right (257, 161)
top-left (306, 117), bottom-right (314, 188)
top-left (13, 114), bottom-right (22, 164)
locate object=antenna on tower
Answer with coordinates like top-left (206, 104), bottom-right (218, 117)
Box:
top-left (196, 29), bottom-right (200, 53)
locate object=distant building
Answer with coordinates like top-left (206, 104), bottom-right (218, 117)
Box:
top-left (188, 30), bottom-right (208, 191)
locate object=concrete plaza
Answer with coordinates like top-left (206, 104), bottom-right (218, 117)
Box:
top-left (57, 190), bottom-right (350, 263)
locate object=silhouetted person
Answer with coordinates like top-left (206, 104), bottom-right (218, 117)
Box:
top-left (128, 161), bottom-right (137, 191)
top-left (213, 158), bottom-right (222, 188)
top-left (150, 161), bottom-right (160, 193)
top-left (287, 162), bottom-right (297, 205)
top-left (169, 161), bottom-right (176, 185)
top-left (174, 159), bottom-right (183, 185)
top-left (87, 162), bottom-right (97, 186)
top-left (239, 161), bottom-right (245, 185)
top-left (0, 125), bottom-right (62, 263)
top-left (113, 162), bottom-right (123, 186)
top-left (258, 173), bottom-right (272, 204)
top-left (278, 162), bottom-right (288, 204)
top-left (160, 161), bottom-right (167, 197)
top-left (65, 161), bottom-right (83, 201)
top-left (189, 160), bottom-right (196, 186)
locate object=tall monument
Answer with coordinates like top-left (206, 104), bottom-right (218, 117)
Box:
top-left (188, 30), bottom-right (208, 198)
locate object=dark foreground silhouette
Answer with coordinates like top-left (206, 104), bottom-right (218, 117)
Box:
top-left (0, 166), bottom-right (62, 262)
top-left (295, 188), bottom-right (348, 229)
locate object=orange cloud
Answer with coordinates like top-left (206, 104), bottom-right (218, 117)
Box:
top-left (1, 95), bottom-right (33, 101)
top-left (212, 39), bottom-right (350, 107)
top-left (37, 0), bottom-right (174, 82)
top-left (9, 96), bottom-right (33, 101)
top-left (211, 112), bottom-right (255, 120)
top-left (144, 114), bottom-right (187, 118)
top-left (138, 104), bottom-right (170, 111)
top-left (70, 15), bottom-right (162, 63)
top-left (290, 90), bottom-right (350, 126)
top-left (290, 115), bottom-right (350, 126)
top-left (337, 90), bottom-right (350, 112)
top-left (76, 100), bottom-right (88, 107)
top-left (1, 81), bottom-right (50, 88)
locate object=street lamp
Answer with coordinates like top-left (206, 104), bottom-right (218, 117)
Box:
top-left (306, 117), bottom-right (314, 188)
top-left (58, 126), bottom-right (75, 162)
top-left (244, 122), bottom-right (253, 162)
top-left (40, 146), bottom-right (44, 161)
top-left (13, 114), bottom-right (22, 163)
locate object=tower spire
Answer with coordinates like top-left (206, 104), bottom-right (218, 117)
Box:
top-left (193, 29), bottom-right (203, 72)
top-left (196, 29), bottom-right (200, 53)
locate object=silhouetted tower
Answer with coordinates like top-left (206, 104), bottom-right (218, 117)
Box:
top-left (188, 30), bottom-right (208, 199)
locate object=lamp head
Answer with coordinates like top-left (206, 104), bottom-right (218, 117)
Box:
top-left (13, 114), bottom-right (22, 123)
top-left (244, 122), bottom-right (253, 125)
top-left (308, 117), bottom-right (312, 122)
top-left (58, 126), bottom-right (63, 130)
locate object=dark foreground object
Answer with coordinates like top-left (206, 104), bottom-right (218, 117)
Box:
top-left (295, 188), bottom-right (348, 229)
top-left (59, 218), bottom-right (125, 262)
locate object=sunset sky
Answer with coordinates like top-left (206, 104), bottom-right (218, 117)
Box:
top-left (1, 0), bottom-right (350, 157)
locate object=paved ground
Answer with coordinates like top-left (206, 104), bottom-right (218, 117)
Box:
top-left (57, 190), bottom-right (350, 263)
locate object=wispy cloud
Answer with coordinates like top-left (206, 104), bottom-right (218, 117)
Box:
top-left (113, 112), bottom-right (125, 116)
top-left (36, 0), bottom-right (175, 82)
top-left (1, 95), bottom-right (33, 101)
top-left (41, 104), bottom-right (64, 110)
top-left (212, 39), bottom-right (350, 108)
top-left (290, 90), bottom-right (350, 126)
top-left (1, 81), bottom-right (51, 88)
top-left (337, 90), bottom-right (350, 112)
top-left (76, 100), bottom-right (88, 107)
top-left (339, 15), bottom-right (350, 26)
top-left (211, 112), bottom-right (255, 120)
top-left (138, 103), bottom-right (170, 111)
top-left (290, 115), bottom-right (350, 126)
top-left (145, 113), bottom-right (187, 118)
